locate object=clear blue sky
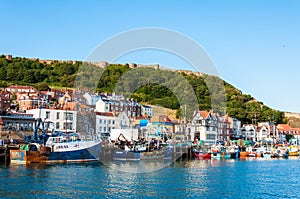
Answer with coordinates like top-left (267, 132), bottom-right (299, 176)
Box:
top-left (1, 1), bottom-right (300, 112)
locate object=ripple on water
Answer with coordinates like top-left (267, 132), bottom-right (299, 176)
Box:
top-left (1, 159), bottom-right (300, 198)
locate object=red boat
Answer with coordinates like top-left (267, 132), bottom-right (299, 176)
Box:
top-left (193, 149), bottom-right (211, 159)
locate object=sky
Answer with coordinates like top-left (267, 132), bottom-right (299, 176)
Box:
top-left (1, 0), bottom-right (300, 113)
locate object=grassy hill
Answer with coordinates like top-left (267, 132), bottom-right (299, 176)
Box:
top-left (0, 55), bottom-right (285, 124)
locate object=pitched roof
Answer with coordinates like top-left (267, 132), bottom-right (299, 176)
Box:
top-left (199, 111), bottom-right (209, 119)
top-left (96, 112), bottom-right (114, 117)
top-left (277, 124), bottom-right (292, 131)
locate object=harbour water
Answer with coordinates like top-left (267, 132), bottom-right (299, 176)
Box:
top-left (1, 158), bottom-right (300, 199)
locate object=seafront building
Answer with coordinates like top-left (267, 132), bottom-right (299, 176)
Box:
top-left (189, 110), bottom-right (218, 145)
top-left (95, 111), bottom-right (130, 137)
top-left (26, 108), bottom-right (77, 133)
top-left (241, 124), bottom-right (256, 141)
top-left (2, 84), bottom-right (300, 146)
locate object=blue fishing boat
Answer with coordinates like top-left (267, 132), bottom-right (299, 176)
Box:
top-left (10, 118), bottom-right (102, 164)
top-left (10, 133), bottom-right (102, 164)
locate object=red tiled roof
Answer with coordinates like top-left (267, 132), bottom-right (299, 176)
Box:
top-left (277, 124), bottom-right (292, 131)
top-left (158, 115), bottom-right (171, 122)
top-left (96, 112), bottom-right (114, 117)
top-left (7, 85), bottom-right (33, 89)
top-left (199, 111), bottom-right (209, 119)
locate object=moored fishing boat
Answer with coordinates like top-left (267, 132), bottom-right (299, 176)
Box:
top-left (10, 133), bottom-right (102, 164)
top-left (113, 143), bottom-right (173, 161)
top-left (113, 148), bottom-right (173, 161)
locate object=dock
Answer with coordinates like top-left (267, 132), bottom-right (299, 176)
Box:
top-left (0, 144), bottom-right (20, 163)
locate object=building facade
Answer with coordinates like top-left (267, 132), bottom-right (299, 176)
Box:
top-left (241, 124), bottom-right (256, 141)
top-left (26, 108), bottom-right (77, 133)
top-left (190, 111), bottom-right (218, 145)
top-left (95, 111), bottom-right (130, 136)
top-left (141, 105), bottom-right (154, 118)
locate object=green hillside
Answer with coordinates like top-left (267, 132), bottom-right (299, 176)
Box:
top-left (0, 55), bottom-right (284, 124)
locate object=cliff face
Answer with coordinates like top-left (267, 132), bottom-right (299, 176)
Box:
top-left (285, 112), bottom-right (300, 128)
top-left (285, 112), bottom-right (300, 119)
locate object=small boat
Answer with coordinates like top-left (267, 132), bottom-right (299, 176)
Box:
top-left (288, 146), bottom-right (299, 156)
top-left (246, 146), bottom-right (257, 157)
top-left (252, 146), bottom-right (267, 158)
top-left (263, 151), bottom-right (272, 159)
top-left (239, 151), bottom-right (249, 158)
top-left (248, 152), bottom-right (256, 157)
top-left (211, 152), bottom-right (221, 159)
top-left (220, 152), bottom-right (231, 159)
top-left (228, 146), bottom-right (239, 159)
top-left (193, 148), bottom-right (211, 159)
top-left (277, 147), bottom-right (289, 158)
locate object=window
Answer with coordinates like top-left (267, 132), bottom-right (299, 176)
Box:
top-left (108, 120), bottom-right (111, 124)
top-left (104, 120), bottom-right (106, 124)
top-left (207, 134), bottom-right (216, 140)
top-left (112, 120), bottom-right (115, 125)
top-left (99, 127), bottom-right (102, 131)
top-left (56, 122), bottom-right (60, 129)
top-left (63, 122), bottom-right (73, 130)
top-left (46, 111), bottom-right (50, 119)
top-left (64, 112), bottom-right (73, 121)
top-left (99, 119), bottom-right (102, 124)
top-left (56, 112), bottom-right (60, 120)
top-left (108, 127), bottom-right (111, 132)
top-left (104, 127), bottom-right (106, 132)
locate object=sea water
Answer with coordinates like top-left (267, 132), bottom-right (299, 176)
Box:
top-left (1, 158), bottom-right (300, 199)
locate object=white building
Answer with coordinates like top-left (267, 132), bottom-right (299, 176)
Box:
top-left (95, 112), bottom-right (116, 136)
top-left (141, 105), bottom-right (153, 118)
top-left (117, 112), bottom-right (130, 128)
top-left (241, 124), bottom-right (256, 141)
top-left (26, 108), bottom-right (77, 133)
top-left (83, 92), bottom-right (92, 106)
top-left (257, 125), bottom-right (268, 141)
top-left (190, 111), bottom-right (218, 145)
top-left (95, 98), bottom-right (110, 112)
top-left (95, 112), bottom-right (130, 136)
top-left (83, 92), bottom-right (101, 106)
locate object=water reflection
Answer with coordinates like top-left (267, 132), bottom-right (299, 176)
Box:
top-left (1, 157), bottom-right (300, 198)
top-left (106, 159), bottom-right (174, 173)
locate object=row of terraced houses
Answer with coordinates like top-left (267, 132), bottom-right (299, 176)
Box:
top-left (0, 85), bottom-right (298, 145)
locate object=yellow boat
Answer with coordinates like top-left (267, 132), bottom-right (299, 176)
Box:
top-left (288, 146), bottom-right (299, 156)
